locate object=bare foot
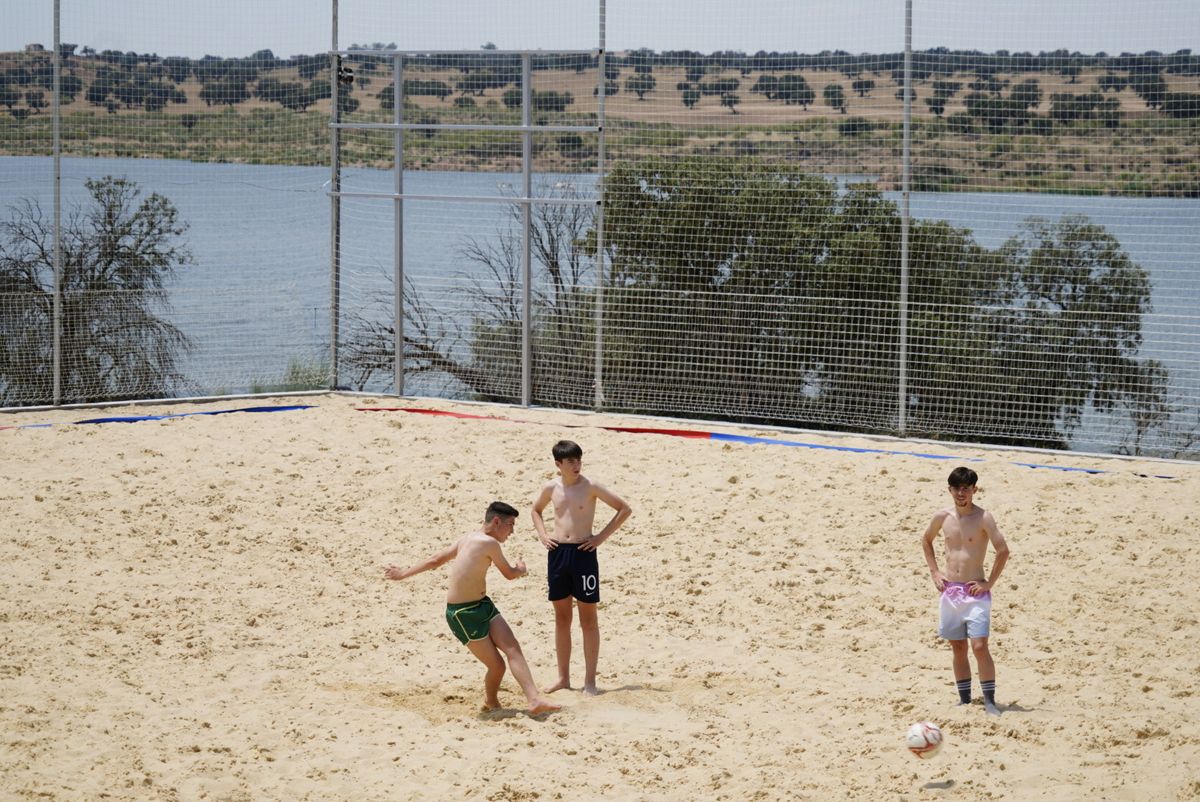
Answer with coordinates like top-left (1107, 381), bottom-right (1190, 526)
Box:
top-left (527, 699), bottom-right (561, 717)
top-left (582, 683), bottom-right (600, 697)
top-left (481, 700), bottom-right (502, 713)
top-left (544, 678), bottom-right (572, 694)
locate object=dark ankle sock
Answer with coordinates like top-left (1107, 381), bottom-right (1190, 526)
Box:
top-left (981, 680), bottom-right (996, 705)
top-left (956, 678), bottom-right (972, 704)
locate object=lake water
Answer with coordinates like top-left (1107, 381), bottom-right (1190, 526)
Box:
top-left (2, 155), bottom-right (1198, 454)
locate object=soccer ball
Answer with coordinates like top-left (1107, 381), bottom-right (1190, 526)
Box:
top-left (905, 721), bottom-right (944, 759)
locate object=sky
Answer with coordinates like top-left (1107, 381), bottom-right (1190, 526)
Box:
top-left (3, 0), bottom-right (1196, 59)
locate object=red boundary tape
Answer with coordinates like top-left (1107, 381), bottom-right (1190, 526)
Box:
top-left (355, 407), bottom-right (713, 439)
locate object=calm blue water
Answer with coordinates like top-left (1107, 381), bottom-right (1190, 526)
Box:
top-left (3, 156), bottom-right (1198, 453)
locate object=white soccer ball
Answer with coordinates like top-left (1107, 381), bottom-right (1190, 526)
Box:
top-left (905, 721), bottom-right (944, 759)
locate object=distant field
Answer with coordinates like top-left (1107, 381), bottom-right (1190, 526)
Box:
top-left (2, 53), bottom-right (1199, 195)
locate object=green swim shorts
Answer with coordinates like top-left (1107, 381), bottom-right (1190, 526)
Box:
top-left (445, 596), bottom-right (501, 645)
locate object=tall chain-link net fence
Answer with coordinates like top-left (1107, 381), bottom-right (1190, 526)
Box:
top-left (2, 1), bottom-right (1197, 458)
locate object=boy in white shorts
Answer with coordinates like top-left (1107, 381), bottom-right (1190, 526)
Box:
top-left (921, 467), bottom-right (1011, 715)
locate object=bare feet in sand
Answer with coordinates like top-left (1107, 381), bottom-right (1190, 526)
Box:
top-left (544, 679), bottom-right (572, 694)
top-left (527, 699), bottom-right (561, 716)
top-left (582, 683), bottom-right (600, 697)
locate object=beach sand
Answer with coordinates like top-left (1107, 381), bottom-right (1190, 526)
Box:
top-left (2, 394), bottom-right (1197, 801)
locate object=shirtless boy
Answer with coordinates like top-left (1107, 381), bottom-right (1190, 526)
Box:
top-left (384, 501), bottom-right (559, 717)
top-left (531, 440), bottom-right (632, 696)
top-left (921, 466), bottom-right (1011, 716)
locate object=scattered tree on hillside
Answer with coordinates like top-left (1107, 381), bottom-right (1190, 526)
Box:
top-left (852, 78), bottom-right (875, 97)
top-left (625, 73), bottom-right (656, 100)
top-left (0, 84), bottom-right (20, 111)
top-left (751, 74), bottom-right (778, 100)
top-left (823, 83), bottom-right (847, 113)
top-left (777, 75), bottom-right (815, 108)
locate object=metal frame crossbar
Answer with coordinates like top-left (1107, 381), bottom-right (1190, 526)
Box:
top-left (325, 6), bottom-right (608, 406)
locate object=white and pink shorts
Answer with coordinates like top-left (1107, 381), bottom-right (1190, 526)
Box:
top-left (938, 581), bottom-right (991, 640)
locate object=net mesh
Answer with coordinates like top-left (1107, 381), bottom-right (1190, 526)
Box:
top-left (1, 1), bottom-right (1197, 458)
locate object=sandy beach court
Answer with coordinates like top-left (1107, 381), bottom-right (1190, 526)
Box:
top-left (2, 395), bottom-right (1197, 801)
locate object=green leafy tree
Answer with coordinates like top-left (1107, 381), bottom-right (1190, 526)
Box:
top-left (1162, 92), bottom-right (1200, 118)
top-left (681, 86), bottom-right (701, 109)
top-left (932, 80), bottom-right (962, 99)
top-left (199, 78), bottom-right (249, 106)
top-left (59, 74), bottom-right (84, 104)
top-left (1, 83), bottom-right (23, 111)
top-left (823, 83), bottom-right (847, 113)
top-left (851, 78), bottom-right (875, 97)
top-left (162, 57), bottom-right (192, 84)
top-left (376, 84), bottom-right (394, 110)
top-left (297, 55), bottom-right (326, 80)
top-left (0, 177), bottom-right (193, 404)
top-left (720, 92), bottom-right (740, 113)
top-left (403, 79), bottom-right (453, 102)
top-left (1009, 78), bottom-right (1042, 109)
top-left (85, 77), bottom-right (113, 107)
top-left (751, 74), bottom-right (778, 100)
top-left (347, 157), bottom-right (1166, 450)
top-left (309, 78), bottom-right (332, 101)
top-left (337, 90), bottom-right (359, 116)
top-left (1129, 72), bottom-right (1167, 109)
top-left (777, 75), bottom-right (815, 108)
top-left (532, 91), bottom-right (574, 113)
top-left (625, 73), bottom-right (656, 100)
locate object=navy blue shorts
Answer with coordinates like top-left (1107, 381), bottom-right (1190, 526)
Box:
top-left (547, 543), bottom-right (600, 603)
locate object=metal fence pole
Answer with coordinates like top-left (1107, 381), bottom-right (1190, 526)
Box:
top-left (393, 56), bottom-right (405, 396)
top-left (594, 0), bottom-right (607, 409)
top-left (329, 0), bottom-right (342, 389)
top-left (898, 0), bottom-right (913, 435)
top-left (521, 53), bottom-right (533, 407)
top-left (52, 0), bottom-right (62, 405)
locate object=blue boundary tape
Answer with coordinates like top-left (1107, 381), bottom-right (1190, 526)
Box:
top-left (708, 431), bottom-right (1172, 478)
top-left (4, 404), bottom-right (314, 429)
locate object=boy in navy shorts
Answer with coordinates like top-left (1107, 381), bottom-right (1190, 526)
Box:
top-left (531, 440), bottom-right (632, 696)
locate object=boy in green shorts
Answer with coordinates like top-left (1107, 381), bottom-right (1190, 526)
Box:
top-left (384, 501), bottom-right (560, 716)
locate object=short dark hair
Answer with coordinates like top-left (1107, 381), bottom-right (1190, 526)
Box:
top-left (948, 466), bottom-right (978, 488)
top-left (485, 501), bottom-right (519, 522)
top-left (552, 440), bottom-right (583, 461)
